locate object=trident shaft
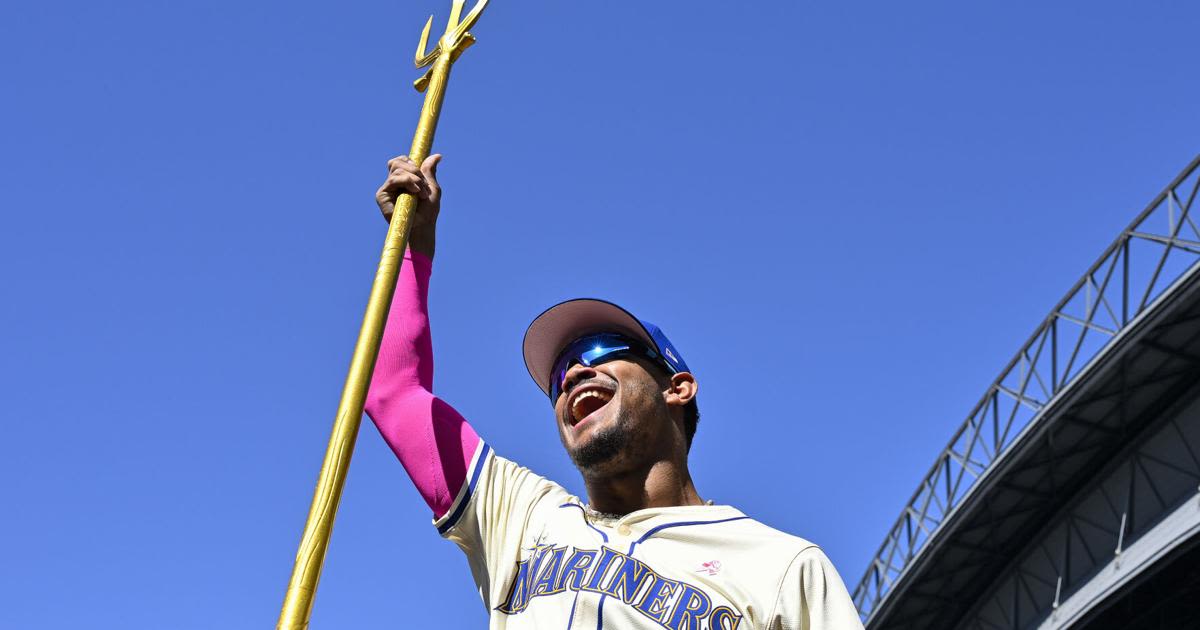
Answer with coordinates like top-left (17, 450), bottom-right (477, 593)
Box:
top-left (276, 3), bottom-right (489, 628)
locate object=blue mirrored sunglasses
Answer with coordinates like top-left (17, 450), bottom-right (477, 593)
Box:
top-left (549, 333), bottom-right (675, 402)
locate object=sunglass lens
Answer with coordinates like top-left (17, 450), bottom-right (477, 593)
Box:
top-left (548, 335), bottom-right (633, 402)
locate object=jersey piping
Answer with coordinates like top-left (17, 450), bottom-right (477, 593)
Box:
top-left (435, 441), bottom-right (491, 534)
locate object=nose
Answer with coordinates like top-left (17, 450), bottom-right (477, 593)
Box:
top-left (560, 362), bottom-right (597, 398)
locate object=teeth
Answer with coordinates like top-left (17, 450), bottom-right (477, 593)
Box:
top-left (570, 390), bottom-right (612, 423)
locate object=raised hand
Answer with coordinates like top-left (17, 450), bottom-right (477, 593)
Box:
top-left (375, 154), bottom-right (443, 258)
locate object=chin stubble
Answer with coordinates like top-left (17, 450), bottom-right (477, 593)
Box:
top-left (569, 422), bottom-right (630, 469)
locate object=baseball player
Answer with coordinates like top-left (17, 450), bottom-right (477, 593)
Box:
top-left (366, 154), bottom-right (864, 629)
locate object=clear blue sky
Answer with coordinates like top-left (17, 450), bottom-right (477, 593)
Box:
top-left (2, 1), bottom-right (1197, 627)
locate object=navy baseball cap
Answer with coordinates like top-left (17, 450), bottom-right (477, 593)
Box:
top-left (523, 298), bottom-right (691, 398)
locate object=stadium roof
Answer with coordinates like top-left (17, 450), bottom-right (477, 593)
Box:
top-left (854, 155), bottom-right (1200, 628)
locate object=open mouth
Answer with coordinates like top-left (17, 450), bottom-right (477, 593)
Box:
top-left (568, 387), bottom-right (614, 427)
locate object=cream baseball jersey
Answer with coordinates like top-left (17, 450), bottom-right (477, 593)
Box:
top-left (435, 442), bottom-right (865, 630)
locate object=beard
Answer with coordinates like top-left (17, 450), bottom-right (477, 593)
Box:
top-left (568, 421), bottom-right (631, 470)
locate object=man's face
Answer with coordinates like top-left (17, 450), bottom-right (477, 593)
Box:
top-left (553, 354), bottom-right (677, 475)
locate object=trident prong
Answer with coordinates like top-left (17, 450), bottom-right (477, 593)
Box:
top-left (412, 0), bottom-right (489, 92)
top-left (415, 16), bottom-right (437, 68)
top-left (447, 0), bottom-right (465, 30)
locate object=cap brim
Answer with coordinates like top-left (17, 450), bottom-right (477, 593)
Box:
top-left (523, 298), bottom-right (658, 397)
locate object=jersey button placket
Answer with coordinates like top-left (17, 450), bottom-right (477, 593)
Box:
top-left (617, 524), bottom-right (631, 537)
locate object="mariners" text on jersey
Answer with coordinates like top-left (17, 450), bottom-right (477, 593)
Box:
top-left (496, 543), bottom-right (743, 630)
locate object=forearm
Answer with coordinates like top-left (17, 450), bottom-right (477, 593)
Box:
top-left (365, 248), bottom-right (480, 517)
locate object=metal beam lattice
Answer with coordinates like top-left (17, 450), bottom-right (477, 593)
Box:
top-left (963, 398), bottom-right (1200, 630)
top-left (853, 156), bottom-right (1200, 624)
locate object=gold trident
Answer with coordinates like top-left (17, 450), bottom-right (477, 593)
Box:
top-left (276, 2), bottom-right (489, 629)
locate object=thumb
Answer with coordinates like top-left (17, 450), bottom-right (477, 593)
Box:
top-left (421, 154), bottom-right (442, 181)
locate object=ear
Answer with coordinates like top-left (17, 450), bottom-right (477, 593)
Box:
top-left (663, 371), bottom-right (698, 408)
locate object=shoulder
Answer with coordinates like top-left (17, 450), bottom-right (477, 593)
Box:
top-left (675, 510), bottom-right (823, 587)
top-left (767, 537), bottom-right (864, 629)
top-left (437, 444), bottom-right (574, 537)
top-left (721, 513), bottom-right (822, 556)
top-left (697, 512), bottom-right (863, 625)
top-left (730, 519), bottom-right (843, 590)
top-left (480, 449), bottom-right (575, 508)
top-left (718, 515), bottom-right (845, 592)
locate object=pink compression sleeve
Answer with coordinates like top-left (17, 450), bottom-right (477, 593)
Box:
top-left (364, 249), bottom-right (481, 519)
